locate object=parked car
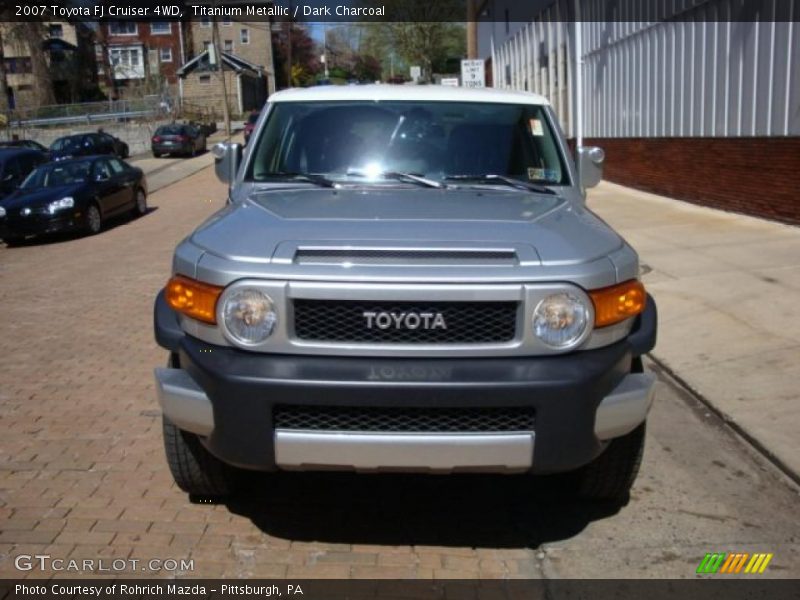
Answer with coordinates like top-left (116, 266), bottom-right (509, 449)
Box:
top-left (50, 132), bottom-right (129, 161)
top-left (0, 148), bottom-right (48, 200)
top-left (0, 139), bottom-right (49, 154)
top-left (243, 111), bottom-right (260, 146)
top-left (154, 85), bottom-right (657, 502)
top-left (0, 155), bottom-right (147, 244)
top-left (151, 124), bottom-right (207, 158)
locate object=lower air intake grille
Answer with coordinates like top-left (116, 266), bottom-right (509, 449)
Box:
top-left (292, 300), bottom-right (518, 344)
top-left (273, 405), bottom-right (535, 433)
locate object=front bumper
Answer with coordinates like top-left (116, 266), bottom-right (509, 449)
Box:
top-left (153, 291), bottom-right (657, 474)
top-left (0, 213), bottom-right (81, 238)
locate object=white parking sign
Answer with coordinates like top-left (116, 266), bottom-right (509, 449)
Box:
top-left (461, 59), bottom-right (485, 88)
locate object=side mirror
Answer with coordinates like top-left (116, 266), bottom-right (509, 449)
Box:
top-left (578, 146), bottom-right (605, 189)
top-left (212, 142), bottom-right (242, 184)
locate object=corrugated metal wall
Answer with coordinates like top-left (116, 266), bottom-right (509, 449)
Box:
top-left (492, 0), bottom-right (800, 138)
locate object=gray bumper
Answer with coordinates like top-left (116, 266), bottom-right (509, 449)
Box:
top-left (154, 365), bottom-right (656, 472)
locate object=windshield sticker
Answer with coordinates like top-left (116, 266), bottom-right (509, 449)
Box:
top-left (528, 167), bottom-right (546, 181)
top-left (529, 119), bottom-right (544, 136)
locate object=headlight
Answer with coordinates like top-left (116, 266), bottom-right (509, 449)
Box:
top-left (47, 196), bottom-right (74, 214)
top-left (532, 292), bottom-right (590, 349)
top-left (0, 206), bottom-right (5, 218)
top-left (222, 288), bottom-right (278, 344)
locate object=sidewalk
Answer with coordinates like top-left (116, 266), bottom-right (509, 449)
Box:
top-left (589, 182), bottom-right (800, 480)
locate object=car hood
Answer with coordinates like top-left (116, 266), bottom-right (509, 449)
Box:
top-left (189, 187), bottom-right (624, 266)
top-left (0, 183), bottom-right (85, 210)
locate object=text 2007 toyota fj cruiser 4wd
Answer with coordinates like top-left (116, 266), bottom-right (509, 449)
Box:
top-left (154, 85), bottom-right (657, 502)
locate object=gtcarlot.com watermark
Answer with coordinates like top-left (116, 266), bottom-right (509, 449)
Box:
top-left (15, 554), bottom-right (194, 573)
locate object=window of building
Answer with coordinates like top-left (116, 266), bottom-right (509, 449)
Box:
top-left (48, 24), bottom-right (63, 39)
top-left (109, 22), bottom-right (137, 36)
top-left (223, 40), bottom-right (233, 52)
top-left (160, 47), bottom-right (172, 62)
top-left (199, 74), bottom-right (211, 84)
top-left (110, 47), bottom-right (141, 68)
top-left (151, 22), bottom-right (170, 35)
top-left (203, 41), bottom-right (212, 52)
top-left (200, 17), bottom-right (211, 28)
top-left (240, 28), bottom-right (249, 44)
top-left (222, 18), bottom-right (232, 26)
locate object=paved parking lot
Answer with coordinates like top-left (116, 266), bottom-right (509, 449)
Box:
top-left (0, 166), bottom-right (798, 579)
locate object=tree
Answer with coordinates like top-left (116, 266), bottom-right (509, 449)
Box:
top-left (357, 1), bottom-right (466, 82)
top-left (273, 24), bottom-right (320, 88)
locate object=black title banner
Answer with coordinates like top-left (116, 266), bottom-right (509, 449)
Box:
top-left (3, 579), bottom-right (800, 600)
top-left (4, 0), bottom-right (798, 23)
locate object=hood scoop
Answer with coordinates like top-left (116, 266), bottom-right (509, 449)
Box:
top-left (293, 247), bottom-right (520, 267)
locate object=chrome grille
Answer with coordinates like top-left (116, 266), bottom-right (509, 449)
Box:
top-left (292, 300), bottom-right (518, 344)
top-left (274, 405), bottom-right (535, 432)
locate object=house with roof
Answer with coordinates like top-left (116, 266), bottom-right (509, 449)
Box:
top-left (176, 50), bottom-right (266, 118)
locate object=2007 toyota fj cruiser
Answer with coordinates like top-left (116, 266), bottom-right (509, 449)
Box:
top-left (154, 85), bottom-right (657, 502)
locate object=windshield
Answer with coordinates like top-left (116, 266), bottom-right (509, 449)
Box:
top-left (246, 101), bottom-right (569, 185)
top-left (21, 161), bottom-right (92, 188)
top-left (50, 136), bottom-right (86, 152)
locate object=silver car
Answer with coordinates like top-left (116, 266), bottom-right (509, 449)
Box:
top-left (154, 85), bottom-right (657, 503)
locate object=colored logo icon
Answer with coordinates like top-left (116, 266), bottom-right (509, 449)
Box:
top-left (697, 552), bottom-right (773, 574)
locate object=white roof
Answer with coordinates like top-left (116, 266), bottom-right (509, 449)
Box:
top-left (269, 84), bottom-right (550, 106)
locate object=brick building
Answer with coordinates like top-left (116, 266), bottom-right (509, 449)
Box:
top-left (188, 19), bottom-right (275, 94)
top-left (96, 21), bottom-right (188, 99)
top-left (177, 50), bottom-right (266, 118)
top-left (0, 22), bottom-right (98, 108)
top-left (481, 0), bottom-right (800, 224)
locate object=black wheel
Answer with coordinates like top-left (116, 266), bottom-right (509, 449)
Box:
top-left (153, 151), bottom-right (162, 158)
top-left (162, 416), bottom-right (235, 498)
top-left (575, 422), bottom-right (646, 503)
top-left (85, 203), bottom-right (102, 235)
top-left (133, 187), bottom-right (147, 217)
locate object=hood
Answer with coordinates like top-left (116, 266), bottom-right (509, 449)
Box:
top-left (190, 187), bottom-right (624, 266)
top-left (0, 183), bottom-right (85, 210)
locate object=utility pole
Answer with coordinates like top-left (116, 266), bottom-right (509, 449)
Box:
top-left (467, 0), bottom-right (489, 59)
top-left (211, 14), bottom-right (231, 136)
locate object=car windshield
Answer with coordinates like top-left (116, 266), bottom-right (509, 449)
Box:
top-left (50, 136), bottom-right (85, 152)
top-left (247, 100), bottom-right (568, 185)
top-left (21, 161), bottom-right (92, 188)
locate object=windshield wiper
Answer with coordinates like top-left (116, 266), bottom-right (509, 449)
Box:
top-left (345, 169), bottom-right (446, 189)
top-left (444, 174), bottom-right (556, 195)
top-left (257, 171), bottom-right (336, 188)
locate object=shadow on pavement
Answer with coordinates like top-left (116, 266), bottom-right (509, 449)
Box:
top-left (225, 471), bottom-right (623, 549)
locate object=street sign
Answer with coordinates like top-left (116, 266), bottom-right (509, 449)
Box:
top-left (440, 78), bottom-right (459, 87)
top-left (461, 59), bottom-right (485, 88)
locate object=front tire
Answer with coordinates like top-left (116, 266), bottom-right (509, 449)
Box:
top-left (85, 203), bottom-right (102, 235)
top-left (133, 188), bottom-right (147, 217)
top-left (163, 416), bottom-right (235, 498)
top-left (575, 422), bottom-right (646, 503)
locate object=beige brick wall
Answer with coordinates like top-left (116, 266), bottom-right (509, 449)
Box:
top-left (181, 70), bottom-right (242, 118)
top-left (190, 21), bottom-right (272, 69)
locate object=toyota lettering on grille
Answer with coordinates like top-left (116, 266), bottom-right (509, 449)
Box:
top-left (363, 311), bottom-right (447, 330)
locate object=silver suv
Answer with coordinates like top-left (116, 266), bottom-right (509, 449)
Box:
top-left (154, 85), bottom-right (657, 503)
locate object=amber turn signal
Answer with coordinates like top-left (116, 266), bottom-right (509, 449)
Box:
top-left (165, 275), bottom-right (223, 324)
top-left (589, 280), bottom-right (646, 328)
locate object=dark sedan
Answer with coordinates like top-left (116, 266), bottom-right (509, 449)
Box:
top-left (0, 139), bottom-right (49, 154)
top-left (50, 132), bottom-right (129, 161)
top-left (151, 124), bottom-right (206, 157)
top-left (0, 155), bottom-right (147, 245)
